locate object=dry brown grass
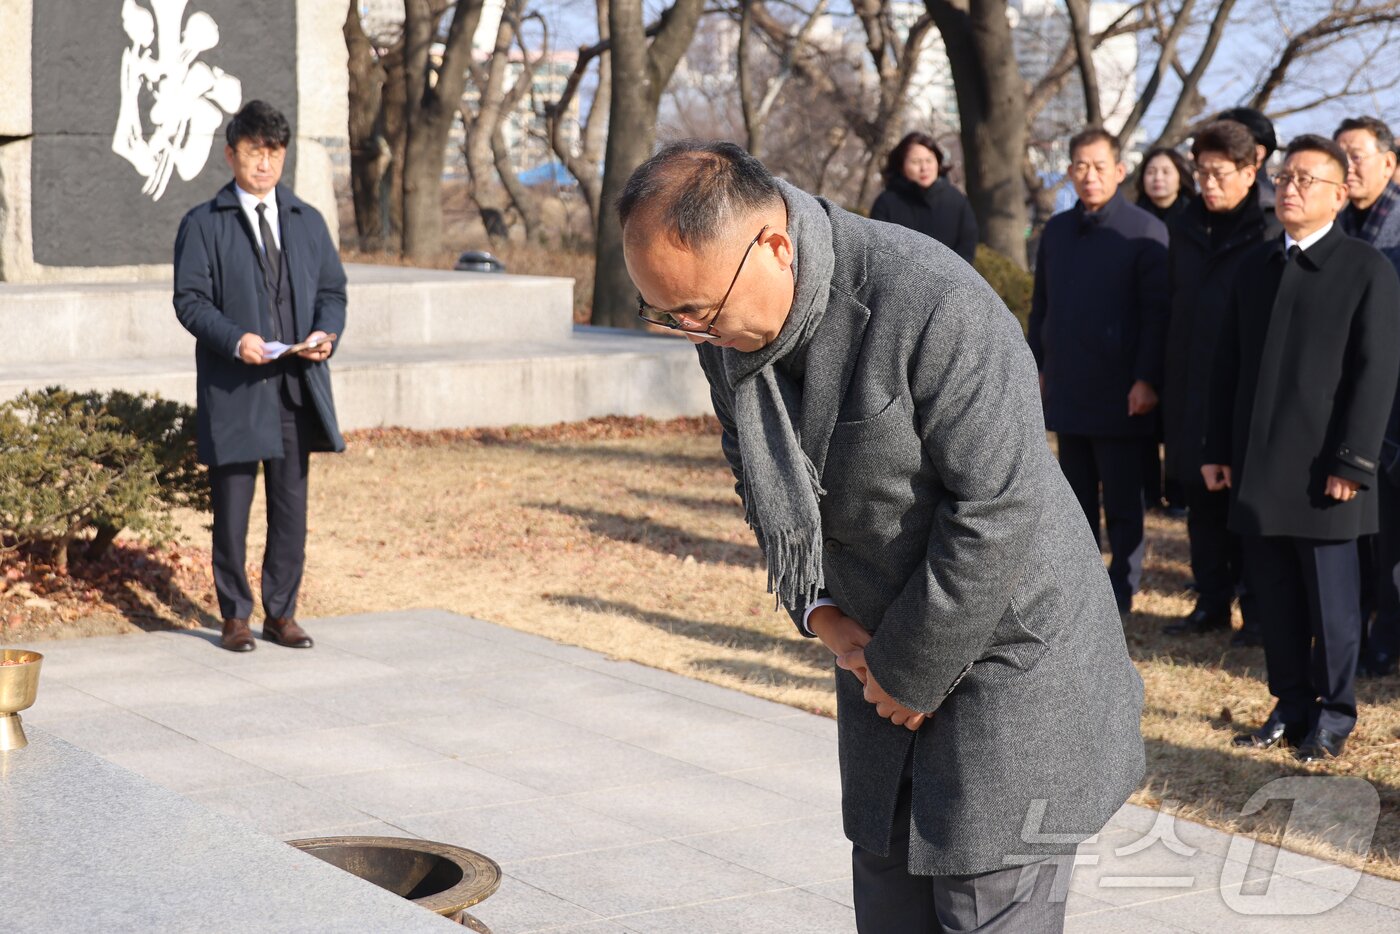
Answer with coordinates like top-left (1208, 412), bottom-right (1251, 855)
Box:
top-left (14, 417), bottom-right (1399, 879)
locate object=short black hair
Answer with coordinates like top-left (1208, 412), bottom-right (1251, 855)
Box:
top-left (1135, 147), bottom-right (1197, 202)
top-left (1192, 121), bottom-right (1259, 168)
top-left (1283, 133), bottom-right (1350, 180)
top-left (616, 140), bottom-right (784, 251)
top-left (226, 100), bottom-right (291, 150)
top-left (1069, 127), bottom-right (1121, 162)
top-left (1333, 116), bottom-right (1395, 156)
top-left (882, 132), bottom-right (948, 187)
top-left (1215, 107), bottom-right (1277, 157)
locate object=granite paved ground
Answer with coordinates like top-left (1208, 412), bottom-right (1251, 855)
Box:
top-left (18, 609), bottom-right (1400, 933)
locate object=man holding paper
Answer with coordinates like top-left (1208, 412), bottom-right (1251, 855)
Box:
top-left (173, 101), bottom-right (347, 653)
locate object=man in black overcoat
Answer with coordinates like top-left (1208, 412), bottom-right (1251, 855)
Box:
top-left (1161, 121), bottom-right (1281, 643)
top-left (1204, 135), bottom-right (1400, 761)
top-left (1030, 127), bottom-right (1170, 614)
top-left (173, 101), bottom-right (348, 652)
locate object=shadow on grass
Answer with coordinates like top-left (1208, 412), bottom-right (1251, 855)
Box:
top-left (690, 655), bottom-right (836, 695)
top-left (543, 593), bottom-right (830, 670)
top-left (517, 442), bottom-right (728, 472)
top-left (1140, 734), bottom-right (1399, 877)
top-left (625, 488), bottom-right (744, 516)
top-left (64, 549), bottom-right (220, 635)
top-left (534, 504), bottom-right (763, 568)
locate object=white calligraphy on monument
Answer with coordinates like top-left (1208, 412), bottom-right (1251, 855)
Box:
top-left (111, 0), bottom-right (243, 201)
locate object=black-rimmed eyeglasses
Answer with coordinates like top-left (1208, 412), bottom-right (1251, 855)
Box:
top-left (636, 225), bottom-right (769, 340)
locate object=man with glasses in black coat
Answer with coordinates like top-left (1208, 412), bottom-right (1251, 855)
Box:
top-left (1206, 135), bottom-right (1400, 761)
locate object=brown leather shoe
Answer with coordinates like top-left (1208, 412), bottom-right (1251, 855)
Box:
top-left (263, 617), bottom-right (314, 648)
top-left (221, 618), bottom-right (256, 653)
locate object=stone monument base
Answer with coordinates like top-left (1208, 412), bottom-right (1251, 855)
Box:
top-left (4, 265), bottom-right (713, 429)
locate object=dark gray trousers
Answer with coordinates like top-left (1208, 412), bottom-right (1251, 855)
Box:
top-left (209, 392), bottom-right (312, 622)
top-left (852, 761), bottom-right (1071, 933)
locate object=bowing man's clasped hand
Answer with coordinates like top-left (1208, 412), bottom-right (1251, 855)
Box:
top-left (807, 604), bottom-right (929, 732)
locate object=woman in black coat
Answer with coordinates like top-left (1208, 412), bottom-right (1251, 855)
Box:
top-left (1135, 147), bottom-right (1197, 226)
top-left (870, 132), bottom-right (979, 263)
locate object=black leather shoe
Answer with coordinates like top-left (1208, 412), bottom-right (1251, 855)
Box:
top-left (220, 618), bottom-right (256, 653)
top-left (263, 617), bottom-right (314, 648)
top-left (1295, 728), bottom-right (1347, 762)
top-left (1233, 716), bottom-right (1305, 749)
top-left (1164, 604), bottom-right (1231, 636)
top-left (1359, 651), bottom-right (1397, 678)
top-left (1230, 626), bottom-right (1264, 648)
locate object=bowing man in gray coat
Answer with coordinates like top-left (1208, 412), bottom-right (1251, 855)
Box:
top-left (173, 101), bottom-right (347, 653)
top-left (619, 141), bottom-right (1144, 933)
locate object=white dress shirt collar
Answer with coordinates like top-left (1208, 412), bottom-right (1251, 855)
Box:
top-left (234, 184), bottom-right (280, 250)
top-left (1284, 220), bottom-right (1333, 254)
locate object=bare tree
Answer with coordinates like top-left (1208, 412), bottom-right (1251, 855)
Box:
top-left (544, 0), bottom-right (615, 229)
top-left (401, 0), bottom-right (487, 260)
top-left (737, 0), bottom-right (829, 158)
top-left (591, 0), bottom-right (707, 328)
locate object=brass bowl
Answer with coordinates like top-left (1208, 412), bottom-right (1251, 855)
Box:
top-left (0, 648), bottom-right (43, 751)
top-left (288, 835), bottom-right (500, 927)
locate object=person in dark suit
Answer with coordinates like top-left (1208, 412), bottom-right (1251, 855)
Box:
top-left (1334, 116), bottom-right (1400, 678)
top-left (173, 101), bottom-right (348, 653)
top-left (1205, 135), bottom-right (1400, 761)
top-left (619, 140), bottom-right (1143, 934)
top-left (1134, 146), bottom-right (1197, 517)
top-left (1029, 127), bottom-right (1170, 615)
top-left (870, 132), bottom-right (979, 264)
top-left (1161, 121), bottom-right (1281, 643)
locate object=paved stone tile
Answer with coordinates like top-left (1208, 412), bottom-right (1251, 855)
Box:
top-left (37, 708), bottom-right (201, 756)
top-left (31, 634), bottom-right (207, 680)
top-left (565, 773), bottom-right (825, 839)
top-left (392, 707), bottom-right (603, 759)
top-left (303, 759), bottom-right (544, 819)
top-left (576, 658), bottom-right (807, 720)
top-left (466, 875), bottom-right (609, 934)
top-left (330, 628), bottom-right (571, 677)
top-left (136, 692), bottom-right (360, 744)
top-left (618, 886), bottom-right (856, 933)
top-left (764, 711), bottom-right (839, 739)
top-left (396, 798), bottom-right (660, 864)
top-left (1289, 863), bottom-right (1400, 910)
top-left (466, 737), bottom-right (704, 796)
top-left (800, 877), bottom-right (854, 908)
top-left (623, 718), bottom-right (832, 772)
top-left (276, 819), bottom-right (421, 842)
top-left (528, 689), bottom-right (754, 743)
top-left (71, 667), bottom-right (274, 709)
top-left (223, 651), bottom-right (406, 693)
top-left (213, 723), bottom-right (447, 779)
top-left (1066, 823), bottom-right (1235, 908)
top-left (446, 664), bottom-right (652, 709)
top-left (186, 779), bottom-right (377, 838)
top-left (677, 813), bottom-right (852, 888)
top-left (1063, 893), bottom-right (1196, 933)
top-left (293, 674), bottom-right (498, 726)
top-left (724, 759), bottom-right (843, 808)
top-left (21, 680), bottom-right (119, 723)
top-left (104, 741), bottom-right (283, 793)
top-left (507, 840), bottom-right (784, 917)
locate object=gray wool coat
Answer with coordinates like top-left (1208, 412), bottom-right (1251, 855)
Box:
top-left (697, 197), bottom-right (1145, 876)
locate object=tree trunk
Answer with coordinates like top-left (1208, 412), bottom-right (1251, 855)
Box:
top-left (401, 0), bottom-right (486, 262)
top-left (927, 0), bottom-right (1029, 267)
top-left (591, 0), bottom-right (705, 328)
top-left (344, 2), bottom-right (388, 251)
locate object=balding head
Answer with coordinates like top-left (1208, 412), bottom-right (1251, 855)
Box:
top-left (617, 141), bottom-right (786, 253)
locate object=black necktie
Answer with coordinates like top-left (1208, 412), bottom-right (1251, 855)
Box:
top-left (1287, 244), bottom-right (1302, 263)
top-left (256, 202), bottom-right (281, 285)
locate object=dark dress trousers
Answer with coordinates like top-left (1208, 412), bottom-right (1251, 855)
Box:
top-left (870, 176), bottom-right (980, 264)
top-left (1206, 226), bottom-right (1400, 736)
top-left (1341, 182), bottom-right (1400, 667)
top-left (173, 182), bottom-right (348, 621)
top-left (697, 191), bottom-right (1144, 889)
top-left (1163, 190), bottom-right (1281, 614)
top-left (1029, 192), bottom-right (1170, 610)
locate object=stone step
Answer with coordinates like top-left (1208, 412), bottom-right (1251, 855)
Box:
top-left (7, 264), bottom-right (572, 366)
top-left (1, 328), bottom-right (714, 429)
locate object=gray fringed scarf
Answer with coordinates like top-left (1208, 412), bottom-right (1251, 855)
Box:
top-left (723, 180), bottom-right (836, 610)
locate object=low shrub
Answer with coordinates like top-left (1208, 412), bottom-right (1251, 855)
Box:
top-left (0, 388), bottom-right (206, 571)
top-left (974, 245), bottom-right (1034, 335)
